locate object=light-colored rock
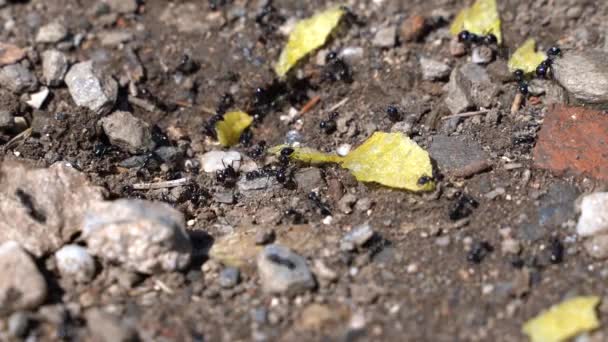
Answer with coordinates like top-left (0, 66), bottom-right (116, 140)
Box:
top-left (256, 244), bottom-right (315, 295)
top-left (584, 235), bottom-right (608, 259)
top-left (82, 199), bottom-right (192, 274)
top-left (55, 245), bottom-right (96, 283)
top-left (445, 67), bottom-right (474, 114)
top-left (553, 51), bottom-right (608, 105)
top-left (471, 46), bottom-right (494, 64)
top-left (25, 87), bottom-right (49, 109)
top-left (0, 42), bottom-right (26, 67)
top-left (372, 26), bottom-right (396, 48)
top-left (105, 0), bottom-right (138, 14)
top-left (100, 111), bottom-right (155, 154)
top-left (0, 241), bottom-right (47, 313)
top-left (35, 22), bottom-right (68, 43)
top-left (85, 308), bottom-right (137, 342)
top-left (99, 30), bottom-right (134, 46)
top-left (200, 150), bottom-right (241, 173)
top-left (41, 50), bottom-right (68, 86)
top-left (0, 160), bottom-right (105, 257)
top-left (340, 223), bottom-right (374, 251)
top-left (65, 61), bottom-right (118, 115)
top-left (576, 192), bottom-right (608, 236)
top-left (0, 64), bottom-right (38, 93)
top-left (419, 56), bottom-right (451, 81)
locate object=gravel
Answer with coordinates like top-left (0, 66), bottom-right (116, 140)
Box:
top-left (41, 49), bottom-right (68, 86)
top-left (200, 150), bottom-right (242, 173)
top-left (85, 308), bottom-right (138, 342)
top-left (471, 46), bottom-right (494, 64)
top-left (7, 311), bottom-right (29, 338)
top-left (0, 42), bottom-right (26, 66)
top-left (340, 223), bottom-right (375, 252)
top-left (100, 111), bottom-right (155, 154)
top-left (372, 26), bottom-right (397, 48)
top-left (218, 267), bottom-right (240, 288)
top-left (82, 199), bottom-right (192, 274)
top-left (65, 60), bottom-right (118, 115)
top-left (0, 63), bottom-right (38, 93)
top-left (55, 244), bottom-right (96, 283)
top-left (0, 241), bottom-right (47, 312)
top-left (25, 86), bottom-right (49, 109)
top-left (552, 51), bottom-right (608, 105)
top-left (419, 56), bottom-right (451, 81)
top-left (584, 235), bottom-right (608, 259)
top-left (35, 22), bottom-right (68, 43)
top-left (445, 66), bottom-right (474, 114)
top-left (576, 192), bottom-right (608, 236)
top-left (256, 244), bottom-right (315, 296)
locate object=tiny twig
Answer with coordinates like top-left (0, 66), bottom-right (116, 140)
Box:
top-left (298, 95), bottom-right (321, 115)
top-left (441, 110), bottom-right (489, 120)
top-left (132, 177), bottom-right (190, 190)
top-left (511, 93), bottom-right (523, 114)
top-left (328, 97), bottom-right (349, 112)
top-left (2, 128), bottom-right (32, 151)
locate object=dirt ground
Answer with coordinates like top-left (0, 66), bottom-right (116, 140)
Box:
top-left (1, 0), bottom-right (608, 341)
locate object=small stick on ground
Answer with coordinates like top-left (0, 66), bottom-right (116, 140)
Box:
top-left (2, 127), bottom-right (32, 151)
top-left (511, 93), bottom-right (523, 114)
top-left (328, 97), bottom-right (349, 112)
top-left (441, 110), bottom-right (489, 120)
top-left (299, 95), bottom-right (321, 115)
top-left (132, 177), bottom-right (191, 190)
top-left (450, 160), bottom-right (492, 178)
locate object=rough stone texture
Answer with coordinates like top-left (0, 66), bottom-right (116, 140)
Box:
top-left (0, 160), bottom-right (105, 257)
top-left (340, 223), bottom-right (374, 251)
top-left (256, 244), bottom-right (315, 296)
top-left (534, 105), bottom-right (608, 180)
top-left (576, 192), bottom-right (608, 237)
top-left (100, 111), bottom-right (155, 154)
top-left (294, 167), bottom-right (325, 192)
top-left (445, 67), bottom-right (473, 114)
top-left (85, 308), bottom-right (138, 342)
top-left (105, 0), bottom-right (138, 14)
top-left (399, 15), bottom-right (426, 42)
top-left (0, 64), bottom-right (38, 93)
top-left (419, 56), bottom-right (451, 81)
top-left (428, 135), bottom-right (489, 174)
top-left (55, 245), bottom-right (96, 283)
top-left (372, 26), bottom-right (396, 48)
top-left (200, 150), bottom-right (242, 173)
top-left (0, 42), bottom-right (26, 67)
top-left (160, 3), bottom-right (217, 34)
top-left (584, 234), bottom-right (608, 259)
top-left (0, 241), bottom-right (47, 313)
top-left (0, 109), bottom-right (13, 130)
top-left (82, 199), bottom-right (192, 274)
top-left (552, 51), bottom-right (608, 105)
top-left (459, 63), bottom-right (499, 108)
top-left (99, 30), bottom-right (134, 46)
top-left (471, 46), bottom-right (494, 64)
top-left (65, 61), bottom-right (118, 115)
top-left (35, 22), bottom-right (68, 43)
top-left (41, 49), bottom-right (68, 86)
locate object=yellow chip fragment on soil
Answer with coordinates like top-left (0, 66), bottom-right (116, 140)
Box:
top-left (270, 132), bottom-right (435, 192)
top-left (215, 111), bottom-right (253, 147)
top-left (450, 0), bottom-right (502, 44)
top-left (274, 6), bottom-right (345, 77)
top-left (522, 296), bottom-right (601, 342)
top-left (508, 38), bottom-right (547, 74)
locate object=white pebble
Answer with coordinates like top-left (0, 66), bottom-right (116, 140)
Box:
top-left (200, 150), bottom-right (241, 173)
top-left (576, 192), bottom-right (608, 237)
top-left (336, 144), bottom-right (351, 156)
top-left (55, 245), bottom-right (96, 283)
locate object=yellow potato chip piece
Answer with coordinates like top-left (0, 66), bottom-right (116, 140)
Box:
top-left (522, 296), bottom-right (600, 342)
top-left (508, 38), bottom-right (547, 74)
top-left (450, 0), bottom-right (502, 44)
top-left (270, 132), bottom-right (435, 192)
top-left (215, 111), bottom-right (254, 147)
top-left (275, 6), bottom-right (345, 77)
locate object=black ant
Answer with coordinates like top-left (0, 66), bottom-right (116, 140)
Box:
top-left (546, 46), bottom-right (561, 58)
top-left (512, 69), bottom-right (530, 95)
top-left (458, 31), bottom-right (497, 47)
top-left (176, 54), bottom-right (199, 74)
top-left (239, 128), bottom-right (253, 146)
top-left (248, 140), bottom-right (267, 159)
top-left (319, 112), bottom-right (338, 134)
top-left (136, 151), bottom-right (163, 179)
top-left (417, 175), bottom-right (433, 186)
top-left (467, 241), bottom-right (493, 264)
top-left (308, 191), bottom-right (332, 216)
top-left (283, 208), bottom-right (305, 224)
top-left (386, 105), bottom-right (402, 122)
top-left (278, 147), bottom-right (294, 165)
top-left (203, 113), bottom-right (224, 139)
top-left (448, 192), bottom-right (478, 221)
top-left (216, 161), bottom-right (239, 188)
top-left (549, 237), bottom-right (564, 264)
top-left (535, 46), bottom-right (561, 79)
top-left (323, 57), bottom-right (352, 83)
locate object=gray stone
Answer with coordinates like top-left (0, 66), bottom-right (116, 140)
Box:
top-left (0, 64), bottom-right (38, 93)
top-left (82, 199), bottom-right (192, 274)
top-left (100, 111), bottom-right (155, 154)
top-left (471, 46), bottom-right (494, 64)
top-left (256, 244), bottom-right (315, 295)
top-left (238, 176), bottom-right (277, 192)
top-left (428, 135), bottom-right (489, 173)
top-left (0, 160), bottom-right (105, 257)
top-left (85, 308), bottom-right (137, 342)
top-left (445, 67), bottom-right (474, 114)
top-left (294, 167), bottom-right (324, 192)
top-left (25, 87), bottom-right (49, 109)
top-left (552, 51), bottom-right (608, 105)
top-left (340, 223), bottom-right (374, 252)
top-left (218, 267), bottom-right (240, 288)
top-left (154, 146), bottom-right (182, 163)
top-left (35, 22), bottom-right (68, 43)
top-left (372, 26), bottom-right (397, 48)
top-left (584, 235), bottom-right (608, 259)
top-left (0, 241), bottom-right (47, 313)
top-left (99, 30), bottom-right (134, 46)
top-left (200, 150), bottom-right (242, 173)
top-left (160, 3), bottom-right (217, 34)
top-left (213, 191), bottom-right (235, 204)
top-left (65, 61), bottom-right (118, 115)
top-left (576, 192), bottom-right (608, 237)
top-left (106, 0), bottom-right (138, 13)
top-left (419, 56), bottom-right (451, 81)
top-left (338, 193), bottom-right (357, 214)
top-left (8, 311), bottom-right (29, 337)
top-left (42, 50), bottom-right (68, 86)
top-left (0, 109), bottom-right (13, 130)
top-left (390, 121), bottom-right (413, 136)
top-left (459, 63), bottom-right (499, 108)
top-left (55, 245), bottom-right (96, 283)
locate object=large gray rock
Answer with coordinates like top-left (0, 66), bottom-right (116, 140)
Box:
top-left (0, 64), bottom-right (38, 93)
top-left (256, 244), bottom-right (315, 296)
top-left (445, 63), bottom-right (498, 114)
top-left (445, 67), bottom-right (473, 114)
top-left (0, 160), bottom-right (106, 257)
top-left (552, 51), bottom-right (608, 105)
top-left (65, 61), bottom-right (118, 115)
top-left (100, 111), bottom-right (155, 154)
top-left (0, 241), bottom-right (47, 314)
top-left (82, 199), bottom-right (192, 274)
top-left (41, 50), bottom-right (68, 86)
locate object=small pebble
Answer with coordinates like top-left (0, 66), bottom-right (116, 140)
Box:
top-left (340, 223), bottom-right (375, 251)
top-left (584, 235), bottom-right (608, 259)
top-left (372, 26), bottom-right (397, 48)
top-left (576, 192), bottom-right (608, 236)
top-left (200, 150), bottom-right (242, 173)
top-left (218, 267), bottom-right (240, 288)
top-left (471, 46), bottom-right (494, 64)
top-left (55, 244), bottom-right (96, 283)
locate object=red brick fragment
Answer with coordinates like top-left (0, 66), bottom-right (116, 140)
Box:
top-left (533, 104), bottom-right (608, 180)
